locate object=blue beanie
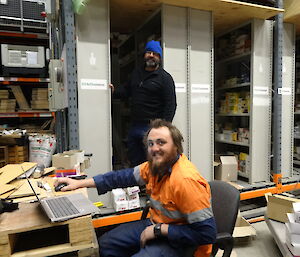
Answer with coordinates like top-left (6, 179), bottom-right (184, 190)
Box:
top-left (145, 40), bottom-right (162, 58)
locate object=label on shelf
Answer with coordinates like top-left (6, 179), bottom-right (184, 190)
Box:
top-left (191, 84), bottom-right (210, 94)
top-left (278, 88), bottom-right (292, 95)
top-left (175, 83), bottom-right (186, 93)
top-left (81, 79), bottom-right (107, 90)
top-left (253, 86), bottom-right (268, 95)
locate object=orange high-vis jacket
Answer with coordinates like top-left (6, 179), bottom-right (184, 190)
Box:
top-left (133, 154), bottom-right (216, 257)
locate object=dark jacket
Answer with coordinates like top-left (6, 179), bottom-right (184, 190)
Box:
top-left (115, 66), bottom-right (177, 123)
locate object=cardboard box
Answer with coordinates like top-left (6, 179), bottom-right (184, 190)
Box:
top-left (233, 216), bottom-right (256, 238)
top-left (266, 194), bottom-right (300, 223)
top-left (214, 155), bottom-right (238, 182)
top-left (126, 186), bottom-right (140, 196)
top-left (286, 238), bottom-right (300, 256)
top-left (112, 188), bottom-right (127, 202)
top-left (286, 223), bottom-right (300, 245)
top-left (128, 198), bottom-right (140, 210)
top-left (113, 200), bottom-right (129, 212)
top-left (52, 153), bottom-right (77, 169)
top-left (63, 150), bottom-right (85, 163)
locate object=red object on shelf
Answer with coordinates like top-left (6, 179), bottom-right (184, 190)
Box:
top-left (0, 112), bottom-right (54, 118)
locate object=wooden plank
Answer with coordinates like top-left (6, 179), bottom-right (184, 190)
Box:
top-left (9, 86), bottom-right (30, 110)
top-left (8, 242), bottom-right (95, 257)
top-left (284, 0), bottom-right (300, 35)
top-left (0, 202), bottom-right (94, 257)
top-left (111, 0), bottom-right (283, 34)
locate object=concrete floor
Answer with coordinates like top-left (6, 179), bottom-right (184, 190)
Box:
top-left (216, 221), bottom-right (283, 257)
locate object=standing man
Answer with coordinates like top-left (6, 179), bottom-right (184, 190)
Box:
top-left (111, 40), bottom-right (177, 167)
top-left (55, 119), bottom-right (216, 257)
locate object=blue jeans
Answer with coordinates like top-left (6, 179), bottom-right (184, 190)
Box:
top-left (99, 219), bottom-right (185, 257)
top-left (127, 123), bottom-right (149, 167)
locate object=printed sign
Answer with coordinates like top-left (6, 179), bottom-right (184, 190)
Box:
top-left (191, 84), bottom-right (210, 94)
top-left (175, 83), bottom-right (186, 93)
top-left (81, 79), bottom-right (107, 90)
top-left (254, 86), bottom-right (268, 95)
top-left (278, 88), bottom-right (292, 95)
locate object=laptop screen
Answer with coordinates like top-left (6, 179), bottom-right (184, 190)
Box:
top-left (22, 166), bottom-right (41, 202)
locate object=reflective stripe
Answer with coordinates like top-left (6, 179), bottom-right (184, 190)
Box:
top-left (150, 198), bottom-right (213, 223)
top-left (150, 198), bottom-right (184, 220)
top-left (187, 207), bottom-right (214, 223)
top-left (133, 166), bottom-right (146, 186)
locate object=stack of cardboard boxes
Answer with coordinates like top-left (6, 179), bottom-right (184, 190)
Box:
top-left (31, 88), bottom-right (49, 110)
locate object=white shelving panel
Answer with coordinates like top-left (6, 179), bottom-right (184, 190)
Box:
top-left (162, 5), bottom-right (214, 180)
top-left (189, 8), bottom-right (214, 181)
top-left (215, 19), bottom-right (273, 184)
top-left (282, 23), bottom-right (295, 178)
top-left (250, 19), bottom-right (273, 183)
top-left (76, 0), bottom-right (112, 205)
top-left (162, 5), bottom-right (189, 157)
top-left (293, 36), bottom-right (300, 172)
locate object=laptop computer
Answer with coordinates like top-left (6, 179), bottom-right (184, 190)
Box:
top-left (24, 169), bottom-right (100, 222)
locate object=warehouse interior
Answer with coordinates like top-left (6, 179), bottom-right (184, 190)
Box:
top-left (0, 0), bottom-right (300, 256)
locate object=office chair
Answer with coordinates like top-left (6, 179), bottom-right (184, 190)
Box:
top-left (209, 180), bottom-right (240, 257)
top-left (141, 180), bottom-right (240, 257)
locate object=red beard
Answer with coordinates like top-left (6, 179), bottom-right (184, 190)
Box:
top-left (148, 150), bottom-right (178, 179)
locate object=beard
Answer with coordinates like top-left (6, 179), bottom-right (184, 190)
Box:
top-left (148, 149), bottom-right (178, 179)
top-left (144, 57), bottom-right (160, 68)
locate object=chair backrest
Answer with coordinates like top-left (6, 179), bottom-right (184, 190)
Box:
top-left (209, 180), bottom-right (240, 235)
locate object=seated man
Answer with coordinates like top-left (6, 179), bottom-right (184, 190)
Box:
top-left (55, 119), bottom-right (216, 257)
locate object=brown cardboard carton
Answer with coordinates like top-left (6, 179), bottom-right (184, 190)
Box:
top-left (214, 155), bottom-right (238, 182)
top-left (233, 216), bottom-right (256, 238)
top-left (266, 194), bottom-right (300, 223)
top-left (52, 153), bottom-right (77, 169)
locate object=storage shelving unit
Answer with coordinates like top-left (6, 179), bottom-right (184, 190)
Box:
top-left (215, 19), bottom-right (273, 184)
top-left (0, 30), bottom-right (55, 134)
top-left (293, 37), bottom-right (300, 173)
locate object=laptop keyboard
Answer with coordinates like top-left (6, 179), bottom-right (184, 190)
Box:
top-left (46, 197), bottom-right (80, 218)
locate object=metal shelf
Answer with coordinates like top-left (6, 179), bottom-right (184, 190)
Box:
top-left (0, 31), bottom-right (49, 39)
top-left (216, 82), bottom-right (250, 91)
top-left (0, 112), bottom-right (54, 118)
top-left (238, 171), bottom-right (249, 178)
top-left (215, 20), bottom-right (273, 184)
top-left (215, 139), bottom-right (249, 147)
top-left (293, 160), bottom-right (300, 165)
top-left (216, 52), bottom-right (251, 64)
top-left (0, 77), bottom-right (50, 83)
top-left (216, 113), bottom-right (249, 117)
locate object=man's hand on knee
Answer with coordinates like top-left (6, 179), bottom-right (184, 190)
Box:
top-left (140, 225), bottom-right (156, 248)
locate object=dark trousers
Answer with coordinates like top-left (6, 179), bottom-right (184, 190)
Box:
top-left (127, 123), bottom-right (149, 167)
top-left (99, 219), bottom-right (186, 257)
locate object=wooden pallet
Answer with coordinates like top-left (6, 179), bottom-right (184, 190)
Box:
top-left (8, 146), bottom-right (28, 164)
top-left (0, 202), bottom-right (98, 257)
top-left (0, 146), bottom-right (8, 168)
